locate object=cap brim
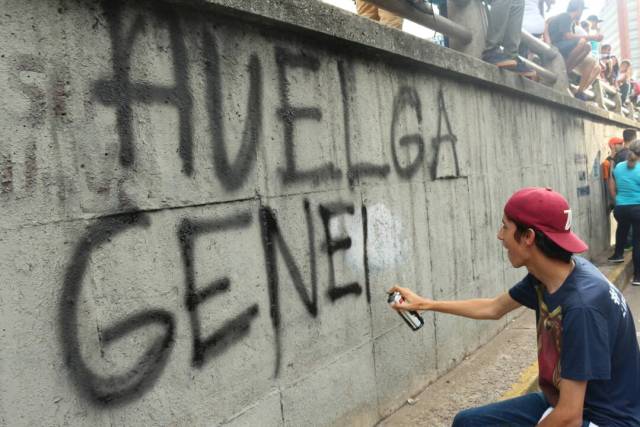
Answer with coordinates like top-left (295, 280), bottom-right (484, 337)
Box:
top-left (544, 230), bottom-right (589, 253)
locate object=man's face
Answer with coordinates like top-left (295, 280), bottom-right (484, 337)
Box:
top-left (497, 216), bottom-right (530, 268)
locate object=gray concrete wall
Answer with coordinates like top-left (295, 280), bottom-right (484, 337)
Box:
top-left (0, 1), bottom-right (634, 426)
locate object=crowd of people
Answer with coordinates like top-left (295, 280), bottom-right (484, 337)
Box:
top-left (602, 129), bottom-right (640, 287)
top-left (354, 0), bottom-right (637, 105)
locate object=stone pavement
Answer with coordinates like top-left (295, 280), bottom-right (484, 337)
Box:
top-left (377, 252), bottom-right (636, 427)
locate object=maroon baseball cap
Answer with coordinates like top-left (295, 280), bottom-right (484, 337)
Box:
top-left (504, 187), bottom-right (588, 253)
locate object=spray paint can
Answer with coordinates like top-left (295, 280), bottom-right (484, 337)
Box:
top-left (387, 291), bottom-right (424, 331)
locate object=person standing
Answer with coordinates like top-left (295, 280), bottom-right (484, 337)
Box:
top-left (390, 187), bottom-right (640, 425)
top-left (602, 137), bottom-right (624, 210)
top-left (614, 129), bottom-right (636, 165)
top-left (609, 141), bottom-right (640, 285)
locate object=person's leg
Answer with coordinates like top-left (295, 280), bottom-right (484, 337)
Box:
top-left (576, 58), bottom-right (600, 94)
top-left (565, 39), bottom-right (590, 72)
top-left (355, 0), bottom-right (380, 21)
top-left (378, 8), bottom-right (403, 29)
top-left (452, 392), bottom-right (549, 427)
top-left (613, 205), bottom-right (631, 259)
top-left (629, 206), bottom-right (640, 282)
top-left (620, 82), bottom-right (630, 104)
top-left (501, 0), bottom-right (525, 58)
top-left (484, 0), bottom-right (512, 54)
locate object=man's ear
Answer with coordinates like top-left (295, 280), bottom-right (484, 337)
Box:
top-left (523, 228), bottom-right (536, 246)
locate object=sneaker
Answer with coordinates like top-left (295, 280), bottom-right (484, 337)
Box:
top-left (512, 59), bottom-right (536, 78)
top-left (575, 91), bottom-right (590, 101)
top-left (608, 255), bottom-right (624, 263)
top-left (632, 277), bottom-right (640, 286)
top-left (482, 50), bottom-right (517, 69)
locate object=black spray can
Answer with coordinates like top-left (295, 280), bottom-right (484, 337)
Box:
top-left (387, 292), bottom-right (424, 331)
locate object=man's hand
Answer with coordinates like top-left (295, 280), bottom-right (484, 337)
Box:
top-left (388, 286), bottom-right (430, 311)
top-left (590, 34), bottom-right (604, 42)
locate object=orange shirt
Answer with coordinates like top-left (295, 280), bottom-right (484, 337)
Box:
top-left (602, 158), bottom-right (614, 181)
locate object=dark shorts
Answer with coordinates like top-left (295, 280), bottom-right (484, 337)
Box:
top-left (554, 39), bottom-right (580, 59)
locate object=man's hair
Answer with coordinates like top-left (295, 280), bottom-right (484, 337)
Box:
top-left (510, 219), bottom-right (573, 263)
top-left (623, 129), bottom-right (637, 143)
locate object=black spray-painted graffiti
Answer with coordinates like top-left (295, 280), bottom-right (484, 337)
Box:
top-left (60, 199), bottom-right (370, 404)
top-left (5, 2), bottom-right (463, 199)
top-left (56, 0), bottom-right (465, 407)
top-left (59, 212), bottom-right (176, 406)
top-left (93, 2), bottom-right (193, 174)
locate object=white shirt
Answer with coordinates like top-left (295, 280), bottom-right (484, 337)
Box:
top-left (522, 0), bottom-right (545, 35)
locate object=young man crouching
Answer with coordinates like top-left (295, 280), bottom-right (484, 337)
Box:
top-left (391, 187), bottom-right (640, 426)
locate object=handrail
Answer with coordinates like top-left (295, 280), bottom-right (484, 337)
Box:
top-left (601, 81), bottom-right (617, 97)
top-left (365, 0), bottom-right (473, 44)
top-left (519, 56), bottom-right (557, 84)
top-left (570, 84), bottom-right (596, 101)
top-left (605, 97), bottom-right (617, 109)
top-left (520, 31), bottom-right (557, 62)
top-left (354, 0), bottom-right (636, 122)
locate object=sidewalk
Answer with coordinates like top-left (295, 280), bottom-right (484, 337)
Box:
top-left (378, 252), bottom-right (635, 427)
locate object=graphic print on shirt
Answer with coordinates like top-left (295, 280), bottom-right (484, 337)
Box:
top-left (608, 281), bottom-right (628, 318)
top-left (535, 285), bottom-right (562, 406)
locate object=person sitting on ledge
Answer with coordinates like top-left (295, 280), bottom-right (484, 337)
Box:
top-left (391, 187), bottom-right (640, 426)
top-left (544, 0), bottom-right (602, 101)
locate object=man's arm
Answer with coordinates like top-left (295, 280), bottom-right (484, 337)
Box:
top-left (609, 171), bottom-right (617, 200)
top-left (537, 379), bottom-right (587, 427)
top-left (389, 287), bottom-right (521, 320)
top-left (543, 20), bottom-right (551, 44)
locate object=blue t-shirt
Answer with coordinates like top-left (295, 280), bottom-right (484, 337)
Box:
top-left (509, 257), bottom-right (640, 426)
top-left (613, 161), bottom-right (640, 205)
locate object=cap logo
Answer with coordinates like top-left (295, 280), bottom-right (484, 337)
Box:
top-left (564, 209), bottom-right (572, 230)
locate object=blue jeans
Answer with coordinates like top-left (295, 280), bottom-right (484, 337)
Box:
top-left (613, 204), bottom-right (640, 279)
top-left (452, 392), bottom-right (592, 426)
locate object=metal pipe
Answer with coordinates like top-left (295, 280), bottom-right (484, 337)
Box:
top-left (365, 0), bottom-right (473, 44)
top-left (570, 84), bottom-right (596, 101)
top-left (519, 56), bottom-right (557, 84)
top-left (604, 98), bottom-right (617, 109)
top-left (520, 31), bottom-right (557, 61)
top-left (600, 80), bottom-right (617, 96)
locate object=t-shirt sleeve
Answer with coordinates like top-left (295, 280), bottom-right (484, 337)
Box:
top-left (508, 274), bottom-right (538, 310)
top-left (556, 14), bottom-right (573, 36)
top-left (560, 308), bottom-right (611, 381)
top-left (602, 160), bottom-right (611, 181)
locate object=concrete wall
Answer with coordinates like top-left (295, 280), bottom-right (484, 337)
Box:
top-left (0, 0), bottom-right (635, 425)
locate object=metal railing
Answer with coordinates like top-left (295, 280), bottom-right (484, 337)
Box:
top-left (352, 0), bottom-right (635, 121)
top-left (520, 31), bottom-right (557, 62)
top-left (519, 56), bottom-right (557, 84)
top-left (365, 0), bottom-right (472, 44)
